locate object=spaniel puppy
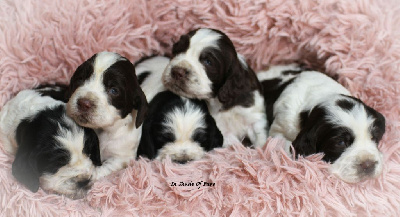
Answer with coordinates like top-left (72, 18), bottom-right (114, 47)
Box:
top-left (162, 28), bottom-right (267, 148)
top-left (0, 86), bottom-right (101, 199)
top-left (66, 51), bottom-right (148, 180)
top-left (257, 64), bottom-right (386, 183)
top-left (137, 91), bottom-right (223, 163)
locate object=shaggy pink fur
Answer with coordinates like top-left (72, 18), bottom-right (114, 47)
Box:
top-left (1, 0), bottom-right (399, 216)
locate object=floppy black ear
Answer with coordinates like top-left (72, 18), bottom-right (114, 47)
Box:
top-left (136, 116), bottom-right (157, 160)
top-left (12, 150), bottom-right (40, 192)
top-left (292, 128), bottom-right (318, 158)
top-left (83, 128), bottom-right (102, 166)
top-left (292, 107), bottom-right (328, 157)
top-left (217, 56), bottom-right (260, 110)
top-left (133, 88), bottom-right (148, 128)
top-left (204, 112), bottom-right (224, 150)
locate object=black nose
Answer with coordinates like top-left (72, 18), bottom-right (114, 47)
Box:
top-left (359, 160), bottom-right (377, 174)
top-left (174, 159), bottom-right (189, 164)
top-left (76, 179), bottom-right (91, 190)
top-left (77, 98), bottom-right (94, 112)
top-left (171, 67), bottom-right (188, 80)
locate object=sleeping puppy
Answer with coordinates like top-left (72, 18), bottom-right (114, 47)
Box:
top-left (137, 91), bottom-right (223, 163)
top-left (0, 86), bottom-right (101, 199)
top-left (257, 64), bottom-right (386, 183)
top-left (66, 51), bottom-right (148, 180)
top-left (162, 28), bottom-right (267, 148)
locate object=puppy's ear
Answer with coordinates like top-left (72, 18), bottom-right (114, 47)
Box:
top-left (292, 128), bottom-right (318, 158)
top-left (83, 128), bottom-right (102, 166)
top-left (133, 87), bottom-right (148, 128)
top-left (204, 112), bottom-right (224, 149)
top-left (12, 150), bottom-right (40, 192)
top-left (292, 107), bottom-right (327, 158)
top-left (217, 55), bottom-right (260, 110)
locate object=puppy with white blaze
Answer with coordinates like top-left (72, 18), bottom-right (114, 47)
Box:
top-left (0, 86), bottom-right (101, 199)
top-left (66, 51), bottom-right (148, 180)
top-left (135, 56), bottom-right (223, 163)
top-left (162, 28), bottom-right (267, 148)
top-left (257, 64), bottom-right (386, 183)
top-left (137, 91), bottom-right (223, 163)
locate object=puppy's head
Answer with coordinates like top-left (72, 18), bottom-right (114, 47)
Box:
top-left (138, 91), bottom-right (223, 163)
top-left (12, 106), bottom-right (102, 199)
top-left (67, 51), bottom-right (148, 129)
top-left (162, 28), bottom-right (260, 109)
top-left (293, 95), bottom-right (386, 183)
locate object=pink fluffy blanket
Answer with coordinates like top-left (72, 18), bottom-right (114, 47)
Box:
top-left (1, 0), bottom-right (400, 216)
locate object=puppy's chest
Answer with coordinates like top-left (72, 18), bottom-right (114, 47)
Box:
top-left (97, 123), bottom-right (141, 160)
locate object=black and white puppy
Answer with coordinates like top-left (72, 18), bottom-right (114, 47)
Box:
top-left (162, 28), bottom-right (267, 148)
top-left (135, 56), bottom-right (223, 163)
top-left (0, 86), bottom-right (101, 198)
top-left (257, 64), bottom-right (386, 183)
top-left (66, 51), bottom-right (148, 180)
top-left (137, 91), bottom-right (223, 163)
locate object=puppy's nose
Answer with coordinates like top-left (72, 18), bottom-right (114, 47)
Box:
top-left (171, 67), bottom-right (188, 80)
top-left (76, 179), bottom-right (91, 190)
top-left (77, 98), bottom-right (94, 112)
top-left (359, 160), bottom-right (377, 174)
top-left (174, 159), bottom-right (189, 164)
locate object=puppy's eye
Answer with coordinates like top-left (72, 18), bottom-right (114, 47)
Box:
top-left (202, 58), bottom-right (212, 66)
top-left (337, 141), bottom-right (346, 148)
top-left (108, 87), bottom-right (119, 96)
top-left (73, 77), bottom-right (84, 85)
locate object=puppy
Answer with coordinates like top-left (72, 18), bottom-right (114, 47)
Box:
top-left (162, 28), bottom-right (267, 148)
top-left (257, 64), bottom-right (386, 183)
top-left (66, 51), bottom-right (148, 180)
top-left (137, 91), bottom-right (223, 163)
top-left (0, 86), bottom-right (101, 199)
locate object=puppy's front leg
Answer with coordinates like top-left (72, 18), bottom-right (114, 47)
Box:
top-left (248, 119), bottom-right (268, 148)
top-left (92, 157), bottom-right (132, 180)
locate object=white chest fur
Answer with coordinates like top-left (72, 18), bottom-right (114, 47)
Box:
top-left (93, 114), bottom-right (142, 180)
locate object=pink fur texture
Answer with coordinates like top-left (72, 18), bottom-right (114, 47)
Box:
top-left (1, 0), bottom-right (400, 216)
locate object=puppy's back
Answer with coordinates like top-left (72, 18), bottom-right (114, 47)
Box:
top-left (135, 56), bottom-right (170, 102)
top-left (0, 89), bottom-right (63, 154)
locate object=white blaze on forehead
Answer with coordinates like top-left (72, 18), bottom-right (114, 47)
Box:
top-left (187, 29), bottom-right (222, 56)
top-left (93, 51), bottom-right (123, 76)
top-left (328, 102), bottom-right (375, 141)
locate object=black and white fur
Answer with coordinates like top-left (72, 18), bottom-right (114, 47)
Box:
top-left (135, 56), bottom-right (223, 163)
top-left (135, 55), bottom-right (170, 102)
top-left (258, 64), bottom-right (386, 183)
top-left (162, 28), bottom-right (267, 148)
top-left (0, 86), bottom-right (101, 199)
top-left (66, 51), bottom-right (148, 180)
top-left (137, 91), bottom-right (223, 163)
